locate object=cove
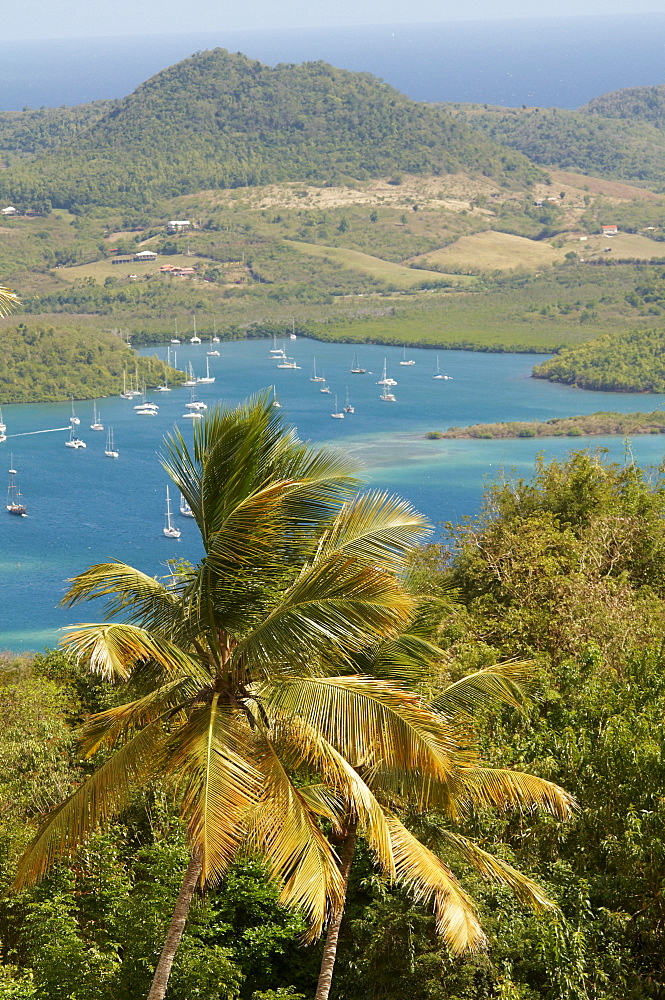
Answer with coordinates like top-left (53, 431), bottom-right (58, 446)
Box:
top-left (1, 338), bottom-right (664, 651)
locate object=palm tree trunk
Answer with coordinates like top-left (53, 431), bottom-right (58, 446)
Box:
top-left (146, 850), bottom-right (202, 1000)
top-left (314, 822), bottom-right (358, 1000)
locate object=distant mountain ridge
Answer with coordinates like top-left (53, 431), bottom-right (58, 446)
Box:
top-left (580, 85), bottom-right (665, 129)
top-left (450, 83), bottom-right (665, 191)
top-left (0, 49), bottom-right (539, 211)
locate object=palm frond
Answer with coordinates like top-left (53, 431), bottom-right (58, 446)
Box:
top-left (77, 677), bottom-right (200, 757)
top-left (15, 721), bottom-right (166, 888)
top-left (440, 831), bottom-right (557, 911)
top-left (0, 285), bottom-right (20, 318)
top-left (314, 491), bottom-right (431, 572)
top-left (266, 716), bottom-right (395, 876)
top-left (248, 735), bottom-right (345, 940)
top-left (433, 662), bottom-right (533, 718)
top-left (60, 623), bottom-right (209, 683)
top-left (261, 676), bottom-right (465, 799)
top-left (232, 559), bottom-right (416, 678)
top-left (387, 815), bottom-right (485, 954)
top-left (61, 561), bottom-right (182, 633)
top-left (161, 699), bottom-right (260, 885)
top-left (458, 766), bottom-right (577, 819)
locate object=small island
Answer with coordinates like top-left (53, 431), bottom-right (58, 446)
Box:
top-left (428, 410), bottom-right (665, 439)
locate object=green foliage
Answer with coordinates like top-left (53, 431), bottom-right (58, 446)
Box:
top-left (0, 51), bottom-right (539, 213)
top-left (581, 83), bottom-right (665, 129)
top-left (0, 323), bottom-right (181, 403)
top-left (533, 327), bottom-right (665, 391)
top-left (440, 409), bottom-right (665, 439)
top-left (451, 102), bottom-right (665, 190)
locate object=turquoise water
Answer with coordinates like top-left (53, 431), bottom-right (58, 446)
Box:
top-left (1, 338), bottom-right (664, 651)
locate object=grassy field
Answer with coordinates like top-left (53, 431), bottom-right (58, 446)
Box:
top-left (283, 239), bottom-right (472, 288)
top-left (409, 230), bottom-right (566, 273)
top-left (56, 253), bottom-right (219, 283)
top-left (569, 232), bottom-right (665, 260)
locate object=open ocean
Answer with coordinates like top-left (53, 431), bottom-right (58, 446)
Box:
top-left (1, 13), bottom-right (664, 112)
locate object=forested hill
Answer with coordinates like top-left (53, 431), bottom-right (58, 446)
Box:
top-left (0, 49), bottom-right (539, 211)
top-left (581, 84), bottom-right (665, 128)
top-left (0, 100), bottom-right (117, 157)
top-left (448, 102), bottom-right (665, 190)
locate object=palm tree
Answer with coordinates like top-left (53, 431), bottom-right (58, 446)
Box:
top-left (0, 284), bottom-right (20, 317)
top-left (14, 395), bottom-right (575, 1000)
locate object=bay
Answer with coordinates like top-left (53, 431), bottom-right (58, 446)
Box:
top-left (1, 338), bottom-right (664, 651)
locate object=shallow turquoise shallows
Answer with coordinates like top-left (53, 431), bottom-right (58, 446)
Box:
top-left (1, 338), bottom-right (664, 651)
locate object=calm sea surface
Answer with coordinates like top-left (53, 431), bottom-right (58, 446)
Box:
top-left (1, 14), bottom-right (664, 112)
top-left (1, 338), bottom-right (665, 651)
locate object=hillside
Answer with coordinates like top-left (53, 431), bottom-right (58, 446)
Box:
top-left (533, 327), bottom-right (665, 392)
top-left (581, 84), bottom-right (665, 128)
top-left (450, 102), bottom-right (665, 190)
top-left (0, 100), bottom-right (116, 158)
top-left (0, 49), bottom-right (540, 211)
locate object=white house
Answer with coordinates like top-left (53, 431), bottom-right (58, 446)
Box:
top-left (1, 206), bottom-right (17, 216)
top-left (601, 224), bottom-right (619, 236)
top-left (167, 220), bottom-right (191, 233)
top-left (134, 250), bottom-right (158, 261)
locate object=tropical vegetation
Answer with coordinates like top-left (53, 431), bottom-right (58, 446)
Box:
top-left (533, 327), bottom-right (665, 391)
top-left (9, 395), bottom-right (574, 1000)
top-left (437, 409), bottom-right (665, 439)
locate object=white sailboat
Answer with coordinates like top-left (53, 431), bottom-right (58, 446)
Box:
top-left (190, 317), bottom-right (201, 344)
top-left (69, 399), bottom-right (80, 425)
top-left (171, 319), bottom-right (181, 344)
top-left (0, 407), bottom-right (6, 442)
top-left (156, 361), bottom-right (171, 392)
top-left (6, 456), bottom-right (27, 516)
top-left (310, 358), bottom-right (325, 382)
top-left (105, 427), bottom-right (119, 458)
top-left (277, 355), bottom-right (300, 369)
top-left (331, 395), bottom-right (345, 419)
top-left (350, 353), bottom-right (367, 374)
top-left (376, 359), bottom-right (397, 386)
top-left (269, 334), bottom-right (285, 357)
top-left (120, 371), bottom-right (133, 400)
top-left (134, 385), bottom-right (158, 414)
top-left (180, 493), bottom-right (195, 517)
top-left (163, 487), bottom-right (181, 538)
top-left (197, 357), bottom-right (215, 383)
top-left (432, 355), bottom-right (446, 379)
top-left (90, 404), bottom-right (104, 431)
top-left (183, 362), bottom-right (197, 387)
top-left (290, 319), bottom-right (297, 340)
top-left (399, 345), bottom-right (415, 366)
top-left (343, 388), bottom-right (355, 414)
top-left (185, 387), bottom-right (207, 411)
top-left (380, 383), bottom-right (396, 402)
top-left (320, 382), bottom-right (332, 394)
top-left (65, 425), bottom-right (86, 448)
top-left (272, 386), bottom-right (281, 408)
top-left (207, 337), bottom-right (220, 356)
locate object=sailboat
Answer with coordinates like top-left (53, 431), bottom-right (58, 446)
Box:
top-left (156, 361), bottom-right (171, 392)
top-left (0, 407), bottom-right (6, 443)
top-left (105, 427), bottom-right (119, 459)
top-left (197, 357), bottom-right (215, 383)
top-left (207, 337), bottom-right (220, 356)
top-left (134, 385), bottom-right (158, 414)
top-left (120, 371), bottom-right (133, 400)
top-left (350, 353), bottom-right (367, 374)
top-left (69, 399), bottom-right (80, 425)
top-left (163, 487), bottom-right (181, 538)
top-left (6, 457), bottom-right (26, 516)
top-left (399, 345), bottom-right (416, 366)
top-left (272, 386), bottom-right (281, 408)
top-left (269, 334), bottom-right (284, 357)
top-left (290, 319), bottom-right (297, 340)
top-left (432, 355), bottom-right (447, 380)
top-left (376, 359), bottom-right (397, 386)
top-left (65, 425), bottom-right (86, 448)
top-left (331, 395), bottom-right (345, 419)
top-left (171, 319), bottom-right (181, 344)
top-left (183, 387), bottom-right (207, 417)
top-left (379, 383), bottom-right (396, 402)
top-left (310, 358), bottom-right (325, 383)
top-left (90, 404), bottom-right (104, 431)
top-left (180, 493), bottom-right (195, 517)
top-left (277, 350), bottom-right (300, 369)
top-left (343, 388), bottom-right (355, 414)
top-left (183, 362), bottom-right (197, 387)
top-left (190, 317), bottom-right (201, 344)
top-left (320, 381), bottom-right (332, 394)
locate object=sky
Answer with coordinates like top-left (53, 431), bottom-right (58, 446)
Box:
top-left (5, 0), bottom-right (665, 39)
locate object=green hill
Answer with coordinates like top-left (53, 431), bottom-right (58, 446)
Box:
top-left (533, 327), bottom-right (665, 392)
top-left (581, 84), bottom-right (665, 129)
top-left (450, 102), bottom-right (665, 190)
top-left (0, 49), bottom-right (540, 212)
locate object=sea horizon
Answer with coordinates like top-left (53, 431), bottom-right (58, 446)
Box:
top-left (1, 12), bottom-right (664, 113)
